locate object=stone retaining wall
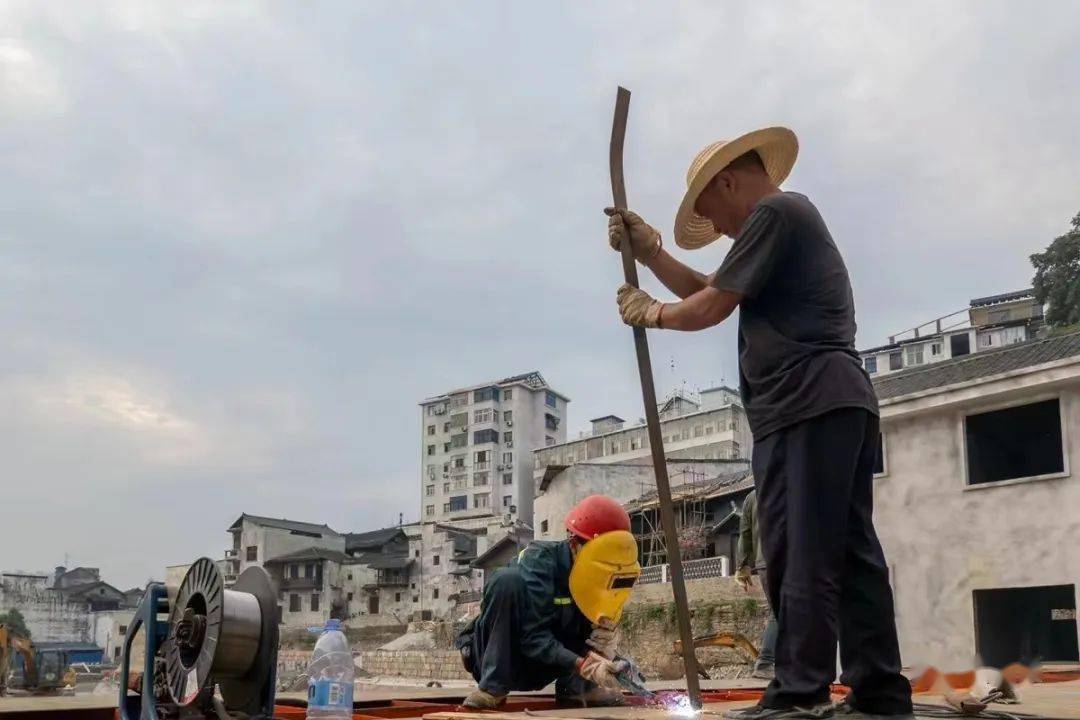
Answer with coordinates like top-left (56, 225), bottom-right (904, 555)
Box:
top-left (357, 649), bottom-right (472, 681)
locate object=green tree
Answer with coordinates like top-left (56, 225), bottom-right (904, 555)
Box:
top-left (0, 608), bottom-right (31, 639)
top-left (1031, 212), bottom-right (1080, 328)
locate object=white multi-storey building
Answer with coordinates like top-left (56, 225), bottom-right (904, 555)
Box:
top-left (532, 386), bottom-right (751, 479)
top-left (419, 371), bottom-right (568, 527)
top-left (859, 288), bottom-right (1045, 378)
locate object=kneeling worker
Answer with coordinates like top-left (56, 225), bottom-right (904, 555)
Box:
top-left (456, 495), bottom-right (641, 709)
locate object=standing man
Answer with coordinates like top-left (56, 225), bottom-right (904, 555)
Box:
top-left (606, 128), bottom-right (912, 720)
top-left (736, 489), bottom-right (778, 680)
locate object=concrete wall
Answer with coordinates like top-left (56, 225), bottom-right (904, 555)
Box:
top-left (357, 649), bottom-right (472, 680)
top-left (874, 363), bottom-right (1080, 669)
top-left (91, 609), bottom-right (134, 663)
top-left (236, 519), bottom-right (344, 573)
top-left (0, 583), bottom-right (89, 642)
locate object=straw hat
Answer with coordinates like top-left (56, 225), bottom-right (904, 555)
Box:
top-left (673, 127), bottom-right (799, 249)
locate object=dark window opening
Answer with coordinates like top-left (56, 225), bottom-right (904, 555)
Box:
top-left (289, 593), bottom-right (300, 612)
top-left (246, 546), bottom-right (257, 561)
top-left (888, 351), bottom-right (902, 371)
top-left (449, 495), bottom-right (467, 512)
top-left (540, 520), bottom-right (549, 533)
top-left (310, 593), bottom-right (320, 611)
top-left (433, 555), bottom-right (440, 566)
top-left (974, 585), bottom-right (1078, 666)
top-left (864, 356), bottom-right (878, 374)
top-left (395, 592), bottom-right (402, 602)
top-left (473, 428), bottom-right (499, 444)
top-left (433, 588), bottom-right (439, 599)
top-left (965, 399), bottom-right (1063, 485)
top-left (951, 333), bottom-right (970, 357)
top-left (873, 433), bottom-right (885, 476)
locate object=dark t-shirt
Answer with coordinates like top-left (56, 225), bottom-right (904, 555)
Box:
top-left (711, 191), bottom-right (877, 439)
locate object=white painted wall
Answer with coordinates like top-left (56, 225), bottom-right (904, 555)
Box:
top-left (0, 583), bottom-right (89, 642)
top-left (874, 362), bottom-right (1080, 669)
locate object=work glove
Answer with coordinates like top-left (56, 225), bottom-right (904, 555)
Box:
top-left (617, 283), bottom-right (663, 328)
top-left (735, 565), bottom-right (752, 593)
top-left (576, 651), bottom-right (627, 691)
top-left (586, 621), bottom-right (619, 658)
top-left (605, 208), bottom-right (662, 262)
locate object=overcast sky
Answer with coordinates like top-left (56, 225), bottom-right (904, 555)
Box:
top-left (2, 1), bottom-right (1078, 588)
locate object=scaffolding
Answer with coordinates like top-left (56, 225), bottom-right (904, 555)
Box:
top-left (634, 466), bottom-right (712, 567)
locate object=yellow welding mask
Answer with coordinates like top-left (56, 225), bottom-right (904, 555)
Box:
top-left (568, 530), bottom-right (641, 624)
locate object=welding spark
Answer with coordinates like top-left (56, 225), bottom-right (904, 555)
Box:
top-left (663, 694), bottom-right (700, 717)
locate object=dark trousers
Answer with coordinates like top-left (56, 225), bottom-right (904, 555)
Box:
top-left (757, 572), bottom-right (778, 668)
top-left (463, 568), bottom-right (589, 697)
top-left (754, 407), bottom-right (911, 714)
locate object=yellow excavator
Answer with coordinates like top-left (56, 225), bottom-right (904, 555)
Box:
top-left (0, 624), bottom-right (77, 696)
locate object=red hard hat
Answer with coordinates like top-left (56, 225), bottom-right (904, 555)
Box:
top-left (565, 495), bottom-right (631, 541)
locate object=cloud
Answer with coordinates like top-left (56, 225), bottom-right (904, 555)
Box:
top-left (1, 0), bottom-right (1078, 586)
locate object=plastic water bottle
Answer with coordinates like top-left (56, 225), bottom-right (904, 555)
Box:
top-left (306, 619), bottom-right (354, 719)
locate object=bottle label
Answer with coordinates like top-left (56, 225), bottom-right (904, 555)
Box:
top-left (309, 679), bottom-right (354, 709)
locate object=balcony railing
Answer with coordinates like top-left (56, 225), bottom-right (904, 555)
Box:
top-left (225, 548), bottom-right (238, 558)
top-left (279, 576), bottom-right (322, 590)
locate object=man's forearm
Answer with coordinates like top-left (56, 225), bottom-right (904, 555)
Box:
top-left (642, 248), bottom-right (711, 299)
top-left (659, 286), bottom-right (741, 331)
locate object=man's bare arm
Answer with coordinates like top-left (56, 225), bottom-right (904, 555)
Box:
top-left (660, 286), bottom-right (741, 331)
top-left (642, 248), bottom-right (714, 299)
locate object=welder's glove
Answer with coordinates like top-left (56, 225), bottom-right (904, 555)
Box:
top-left (617, 283), bottom-right (663, 328)
top-left (576, 651), bottom-right (627, 691)
top-left (586, 622), bottom-right (619, 658)
top-left (605, 208), bottom-right (662, 261)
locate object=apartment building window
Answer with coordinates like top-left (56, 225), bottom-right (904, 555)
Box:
top-left (433, 588), bottom-right (439, 599)
top-left (449, 412), bottom-right (468, 429)
top-left (965, 398), bottom-right (1064, 486)
top-left (450, 393), bottom-right (468, 409)
top-left (395, 592), bottom-right (402, 602)
top-left (443, 421), bottom-right (450, 432)
top-left (453, 455), bottom-right (466, 468)
top-left (427, 464), bottom-right (437, 479)
top-left (474, 387), bottom-right (498, 403)
top-left (931, 342), bottom-right (943, 357)
top-left (540, 520), bottom-right (549, 533)
top-left (310, 594), bottom-right (319, 612)
top-left (442, 502), bottom-right (451, 513)
top-left (704, 426), bottom-right (714, 435)
top-left (450, 433), bottom-right (468, 449)
top-left (545, 390), bottom-right (557, 408)
top-left (694, 425), bottom-right (704, 437)
top-left (475, 449), bottom-right (490, 463)
top-left (347, 592), bottom-right (354, 602)
top-left (864, 356), bottom-right (878, 374)
top-left (545, 436), bottom-right (555, 446)
top-left (413, 595), bottom-right (419, 603)
top-left (905, 344), bottom-right (925, 366)
top-left (425, 504), bottom-right (434, 517)
top-left (474, 408), bottom-right (493, 423)
top-left (503, 472), bottom-right (513, 485)
top-left (427, 444), bottom-right (435, 456)
top-left (502, 451), bottom-right (513, 464)
top-left (474, 493), bottom-right (489, 508)
top-left (118, 624), bottom-right (127, 636)
top-left (443, 442), bottom-right (451, 452)
top-left (888, 351), bottom-right (902, 371)
top-left (731, 441), bottom-right (741, 458)
top-left (289, 594), bottom-right (300, 612)
top-left (473, 471), bottom-right (489, 486)
top-left (427, 425), bottom-right (435, 435)
top-left (442, 481), bottom-right (450, 493)
top-left (433, 555), bottom-right (440, 566)
top-left (425, 484), bottom-right (435, 496)
top-left (449, 495), bottom-right (467, 511)
top-left (503, 388), bottom-right (513, 400)
top-left (474, 428), bottom-right (498, 444)
top-left (610, 441), bottom-right (620, 454)
top-left (503, 410), bottom-right (513, 423)
top-left (289, 564), bottom-right (299, 579)
top-left (545, 413), bottom-right (559, 431)
top-left (503, 431), bottom-right (513, 445)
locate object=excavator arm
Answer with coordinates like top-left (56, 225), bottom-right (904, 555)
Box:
top-left (0, 623), bottom-right (41, 693)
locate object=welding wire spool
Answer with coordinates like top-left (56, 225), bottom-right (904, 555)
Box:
top-left (163, 557), bottom-right (265, 706)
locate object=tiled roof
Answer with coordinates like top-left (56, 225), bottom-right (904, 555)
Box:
top-left (874, 330), bottom-right (1080, 401)
top-left (344, 527), bottom-right (407, 552)
top-left (969, 288), bottom-right (1034, 307)
top-left (263, 547), bottom-right (349, 564)
top-left (228, 514), bottom-right (338, 536)
top-left (624, 467), bottom-right (753, 513)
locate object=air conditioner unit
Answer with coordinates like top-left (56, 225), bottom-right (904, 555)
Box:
top-left (506, 420), bottom-right (512, 427)
top-left (505, 441), bottom-right (513, 448)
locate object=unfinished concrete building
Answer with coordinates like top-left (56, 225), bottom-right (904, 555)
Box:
top-left (872, 329), bottom-right (1080, 669)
